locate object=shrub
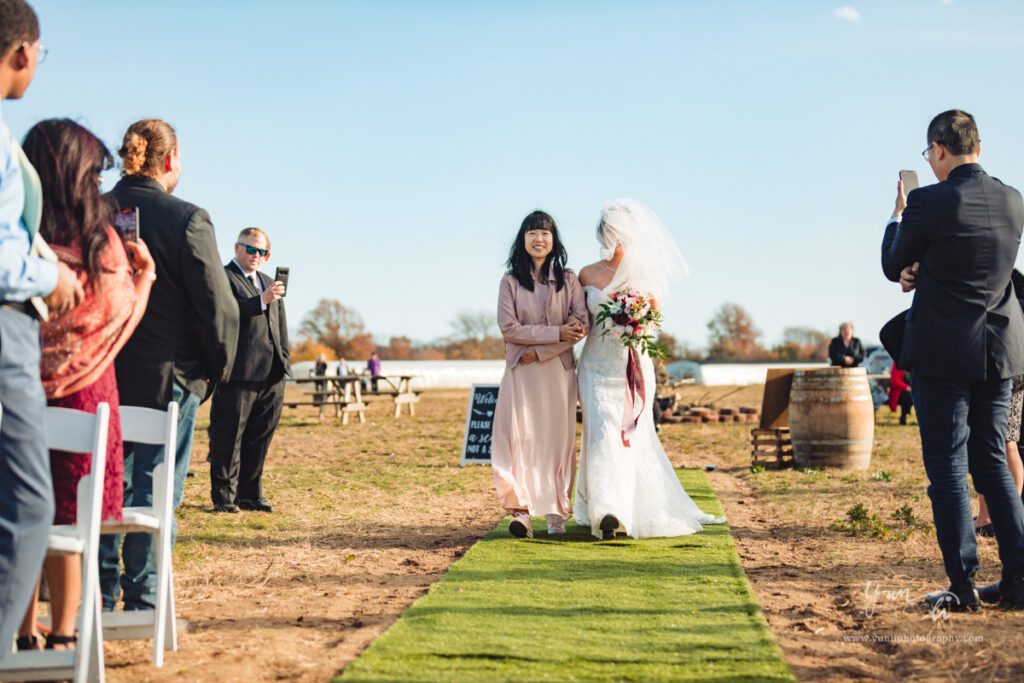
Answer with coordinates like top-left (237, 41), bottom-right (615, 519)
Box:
top-left (830, 503), bottom-right (891, 539)
top-left (830, 503), bottom-right (931, 541)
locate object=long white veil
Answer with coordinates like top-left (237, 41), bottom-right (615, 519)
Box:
top-left (598, 198), bottom-right (689, 300)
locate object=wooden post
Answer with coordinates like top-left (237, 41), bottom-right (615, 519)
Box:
top-left (355, 378), bottom-right (365, 424)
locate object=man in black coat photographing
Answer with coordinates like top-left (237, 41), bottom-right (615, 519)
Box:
top-left (882, 109), bottom-right (1024, 612)
top-left (208, 227), bottom-right (290, 513)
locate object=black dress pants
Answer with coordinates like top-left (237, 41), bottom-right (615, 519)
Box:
top-left (209, 368), bottom-right (285, 505)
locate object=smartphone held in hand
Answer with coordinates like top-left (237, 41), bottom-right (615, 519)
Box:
top-left (113, 207), bottom-right (140, 242)
top-left (899, 170), bottom-right (919, 195)
top-left (274, 267), bottom-right (289, 296)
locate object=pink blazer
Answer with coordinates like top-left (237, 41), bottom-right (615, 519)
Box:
top-left (497, 270), bottom-right (588, 370)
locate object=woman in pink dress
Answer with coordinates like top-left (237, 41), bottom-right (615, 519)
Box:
top-left (16, 119), bottom-right (154, 651)
top-left (491, 211), bottom-right (588, 537)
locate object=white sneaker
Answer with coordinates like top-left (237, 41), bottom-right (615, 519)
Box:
top-left (546, 514), bottom-right (566, 534)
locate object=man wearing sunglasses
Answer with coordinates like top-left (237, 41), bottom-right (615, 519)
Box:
top-left (208, 227), bottom-right (290, 513)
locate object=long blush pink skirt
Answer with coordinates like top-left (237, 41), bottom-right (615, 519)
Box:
top-left (491, 359), bottom-right (577, 519)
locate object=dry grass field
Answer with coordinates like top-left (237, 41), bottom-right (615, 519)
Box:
top-left (664, 384), bottom-right (1024, 683)
top-left (102, 388), bottom-right (501, 682)
top-left (99, 384), bottom-right (1024, 682)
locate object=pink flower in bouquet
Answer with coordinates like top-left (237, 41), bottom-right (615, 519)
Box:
top-left (593, 287), bottom-right (668, 360)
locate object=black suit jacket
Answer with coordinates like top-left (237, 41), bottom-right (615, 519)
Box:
top-left (881, 163), bottom-right (1024, 380)
top-left (107, 176), bottom-right (239, 407)
top-left (828, 337), bottom-right (864, 367)
top-left (224, 261), bottom-right (291, 383)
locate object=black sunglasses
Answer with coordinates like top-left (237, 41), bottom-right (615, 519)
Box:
top-left (237, 243), bottom-right (269, 257)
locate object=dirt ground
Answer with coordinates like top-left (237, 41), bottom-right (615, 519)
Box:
top-left (100, 384), bottom-right (1024, 682)
top-left (663, 384), bottom-right (1024, 683)
top-left (103, 388), bottom-right (502, 682)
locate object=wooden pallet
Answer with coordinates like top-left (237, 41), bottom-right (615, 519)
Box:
top-left (751, 427), bottom-right (794, 469)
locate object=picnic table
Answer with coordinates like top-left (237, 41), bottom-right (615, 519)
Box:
top-left (286, 374), bottom-right (367, 424)
top-left (362, 374), bottom-right (421, 417)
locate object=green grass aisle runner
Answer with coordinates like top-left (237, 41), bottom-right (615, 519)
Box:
top-left (338, 469), bottom-right (794, 682)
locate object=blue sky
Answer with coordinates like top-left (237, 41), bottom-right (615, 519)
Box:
top-left (8, 0), bottom-right (1024, 349)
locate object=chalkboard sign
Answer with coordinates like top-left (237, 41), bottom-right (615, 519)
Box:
top-left (460, 384), bottom-right (499, 465)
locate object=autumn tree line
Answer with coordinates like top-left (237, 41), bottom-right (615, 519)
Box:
top-left (290, 298), bottom-right (831, 363)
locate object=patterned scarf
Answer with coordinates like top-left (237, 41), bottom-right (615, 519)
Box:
top-left (40, 226), bottom-right (140, 399)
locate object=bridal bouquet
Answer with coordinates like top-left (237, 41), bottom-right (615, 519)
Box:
top-left (593, 288), bottom-right (669, 360)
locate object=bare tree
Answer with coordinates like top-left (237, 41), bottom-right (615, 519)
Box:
top-left (707, 303), bottom-right (765, 360)
top-left (446, 310), bottom-right (503, 359)
top-left (774, 326), bottom-right (830, 361)
top-left (381, 336), bottom-right (413, 360)
top-left (450, 310), bottom-right (498, 342)
top-left (299, 299), bottom-right (372, 359)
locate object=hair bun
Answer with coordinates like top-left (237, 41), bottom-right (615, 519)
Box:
top-left (119, 132), bottom-right (148, 175)
top-left (118, 119), bottom-right (177, 179)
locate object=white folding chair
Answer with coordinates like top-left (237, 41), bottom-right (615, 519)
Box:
top-left (98, 403), bottom-right (178, 668)
top-left (0, 403), bottom-right (110, 683)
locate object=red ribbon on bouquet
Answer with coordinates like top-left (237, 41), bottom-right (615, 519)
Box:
top-left (621, 347), bottom-right (646, 447)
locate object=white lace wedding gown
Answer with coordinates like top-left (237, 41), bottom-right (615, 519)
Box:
top-left (573, 285), bottom-right (726, 539)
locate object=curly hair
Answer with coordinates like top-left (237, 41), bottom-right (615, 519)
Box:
top-left (119, 118), bottom-right (177, 178)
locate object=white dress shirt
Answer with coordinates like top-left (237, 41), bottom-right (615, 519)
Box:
top-left (233, 259), bottom-right (266, 312)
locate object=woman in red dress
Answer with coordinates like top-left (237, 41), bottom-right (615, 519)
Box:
top-left (15, 119), bottom-right (154, 651)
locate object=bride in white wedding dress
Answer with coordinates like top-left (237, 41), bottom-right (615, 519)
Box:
top-left (573, 199), bottom-right (726, 539)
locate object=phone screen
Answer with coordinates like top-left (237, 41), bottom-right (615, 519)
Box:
top-left (274, 267), bottom-right (289, 296)
top-left (113, 207), bottom-right (140, 242)
top-left (899, 170), bottom-right (919, 195)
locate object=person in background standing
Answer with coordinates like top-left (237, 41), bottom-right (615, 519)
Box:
top-left (208, 227), bottom-right (290, 513)
top-left (828, 322), bottom-right (864, 368)
top-left (367, 350), bottom-right (382, 392)
top-left (0, 0), bottom-right (83, 655)
top-left (99, 118), bottom-right (239, 611)
top-left (313, 352), bottom-right (327, 407)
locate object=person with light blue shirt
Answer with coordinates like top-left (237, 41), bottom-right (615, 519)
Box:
top-left (0, 0), bottom-right (84, 655)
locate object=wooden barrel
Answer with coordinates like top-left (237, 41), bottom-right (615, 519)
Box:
top-left (789, 367), bottom-right (874, 470)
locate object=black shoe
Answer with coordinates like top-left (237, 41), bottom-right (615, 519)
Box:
top-left (213, 503), bottom-right (240, 513)
top-left (977, 582), bottom-right (1001, 605)
top-left (978, 567), bottom-right (1024, 609)
top-left (508, 516), bottom-right (532, 539)
top-left (237, 498), bottom-right (273, 512)
top-left (16, 634), bottom-right (41, 651)
top-left (924, 582), bottom-right (981, 613)
top-left (975, 523), bottom-right (996, 538)
top-left (599, 514), bottom-right (620, 540)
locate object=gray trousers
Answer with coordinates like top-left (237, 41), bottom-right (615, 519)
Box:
top-left (0, 308), bottom-right (53, 654)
